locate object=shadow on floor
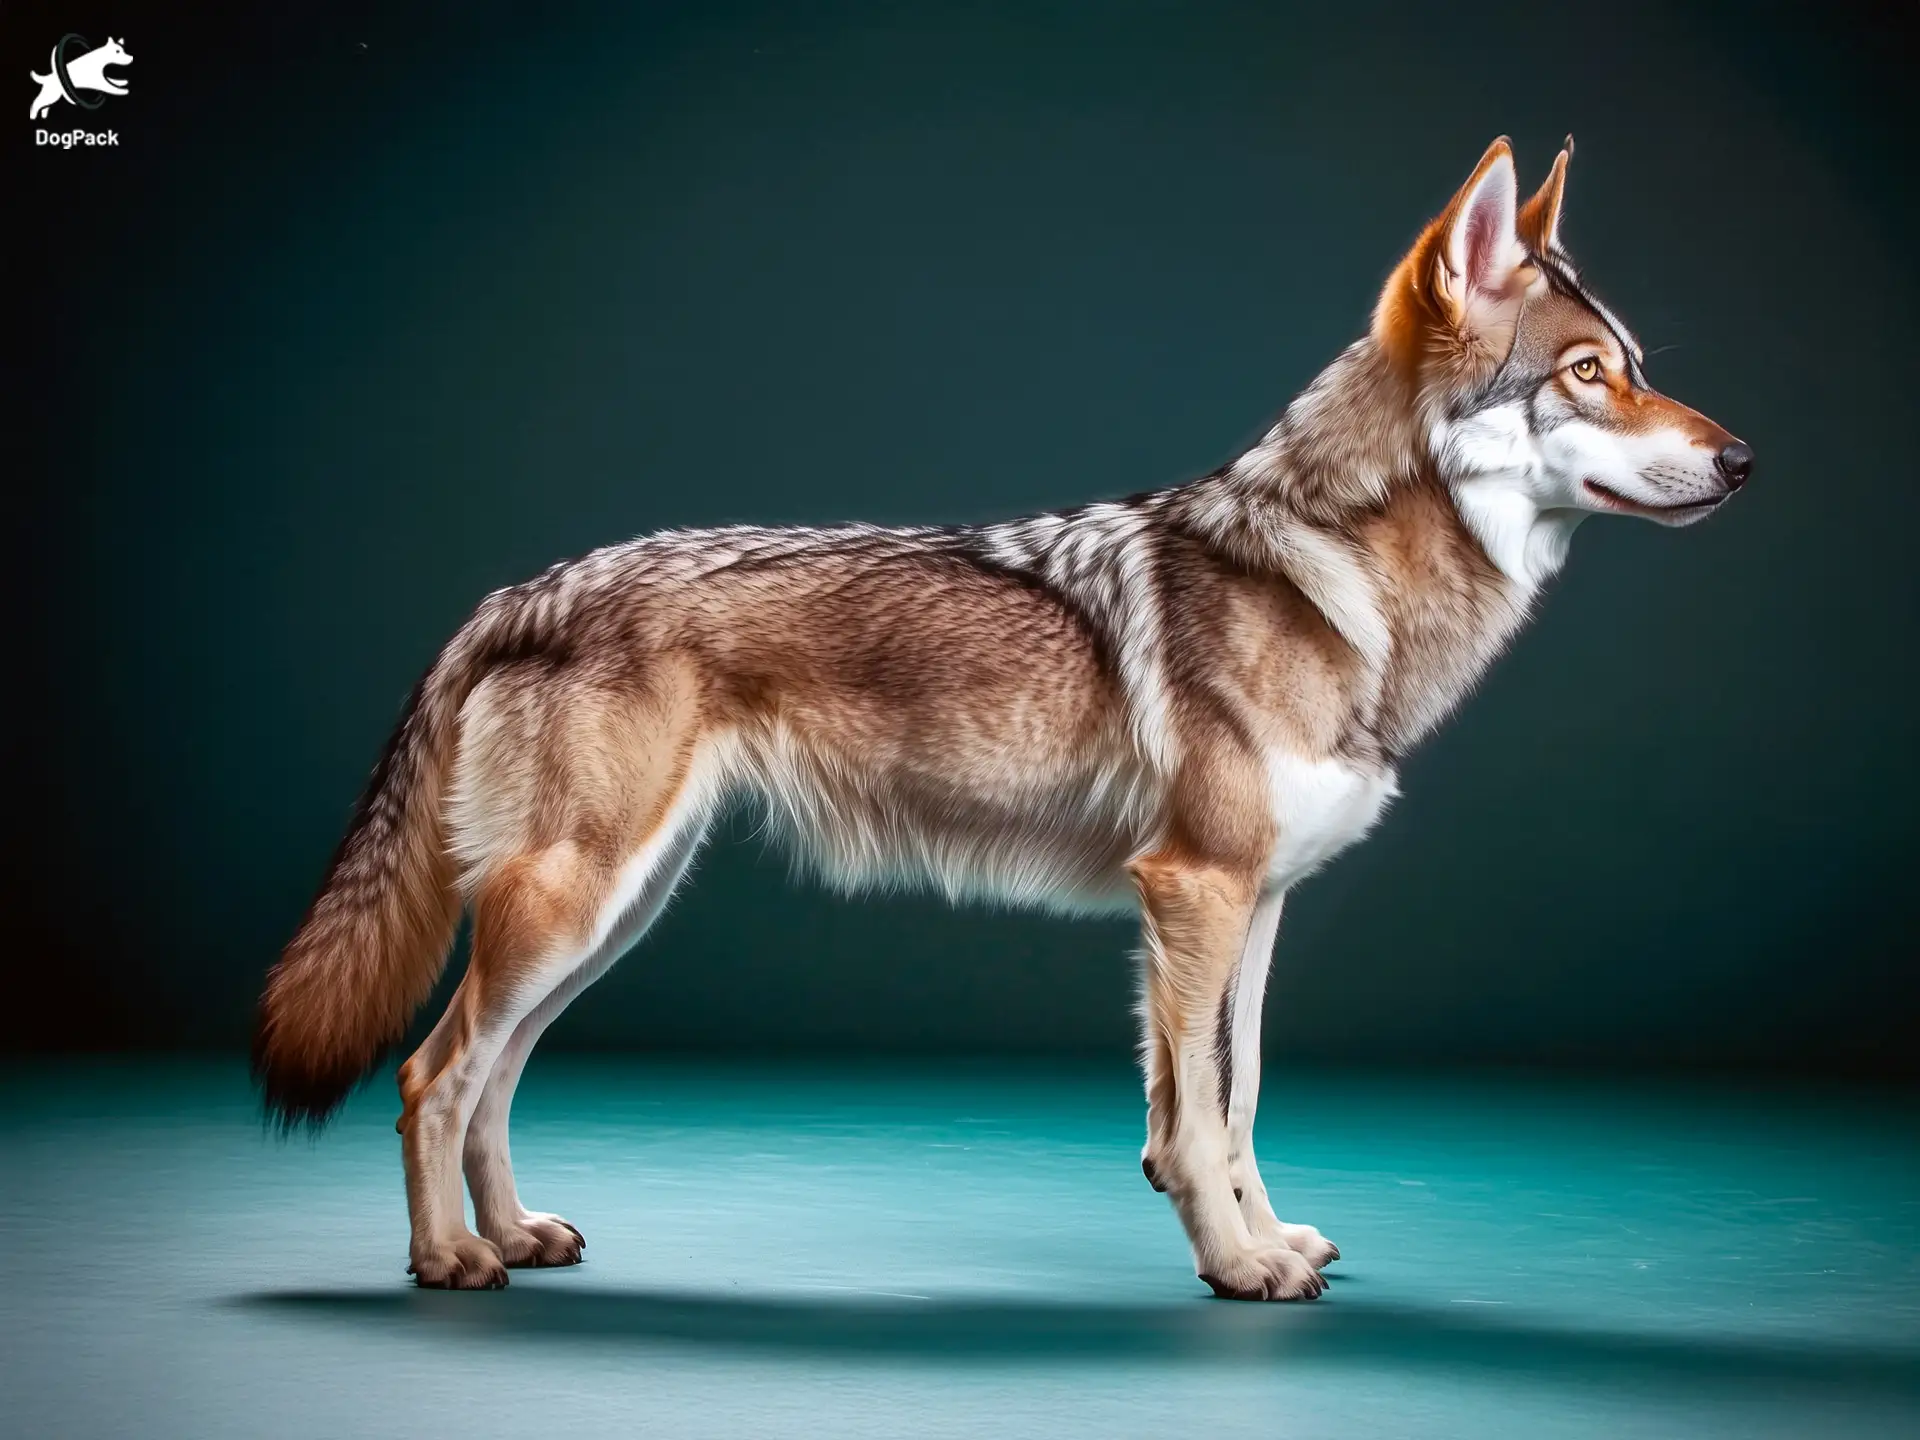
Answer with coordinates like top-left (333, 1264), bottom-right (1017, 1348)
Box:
top-left (233, 1284), bottom-right (1920, 1397)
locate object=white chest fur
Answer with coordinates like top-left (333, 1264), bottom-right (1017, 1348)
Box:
top-left (1265, 752), bottom-right (1399, 890)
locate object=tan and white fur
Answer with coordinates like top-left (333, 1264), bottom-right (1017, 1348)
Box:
top-left (253, 138), bottom-right (1751, 1299)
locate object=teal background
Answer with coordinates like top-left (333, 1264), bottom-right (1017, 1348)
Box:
top-left (9, 0), bottom-right (1916, 1075)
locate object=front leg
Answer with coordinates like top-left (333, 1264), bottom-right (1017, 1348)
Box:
top-left (1222, 886), bottom-right (1339, 1270)
top-left (1133, 854), bottom-right (1324, 1301)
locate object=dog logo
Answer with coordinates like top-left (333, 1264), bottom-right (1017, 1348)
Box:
top-left (29, 34), bottom-right (131, 120)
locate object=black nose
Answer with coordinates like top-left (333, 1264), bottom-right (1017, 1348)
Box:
top-left (1716, 440), bottom-right (1753, 490)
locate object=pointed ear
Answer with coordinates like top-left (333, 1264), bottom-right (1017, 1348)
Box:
top-left (1518, 136), bottom-right (1573, 255)
top-left (1434, 138), bottom-right (1524, 325)
top-left (1372, 138), bottom-right (1532, 374)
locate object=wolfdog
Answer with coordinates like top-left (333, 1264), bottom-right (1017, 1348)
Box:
top-left (254, 138), bottom-right (1750, 1299)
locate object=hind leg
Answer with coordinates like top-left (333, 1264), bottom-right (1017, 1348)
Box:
top-left (464, 812), bottom-right (709, 1267)
top-left (458, 976), bottom-right (591, 1272)
top-left (398, 843), bottom-right (616, 1289)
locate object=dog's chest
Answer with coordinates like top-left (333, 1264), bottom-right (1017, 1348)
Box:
top-left (1264, 752), bottom-right (1399, 888)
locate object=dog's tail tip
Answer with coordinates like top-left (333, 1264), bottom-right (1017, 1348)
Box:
top-left (249, 1013), bottom-right (383, 1136)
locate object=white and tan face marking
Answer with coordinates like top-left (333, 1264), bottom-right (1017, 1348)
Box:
top-left (1435, 282), bottom-right (1747, 595)
top-left (1534, 334), bottom-right (1739, 527)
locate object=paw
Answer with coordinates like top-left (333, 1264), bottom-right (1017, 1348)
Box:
top-left (1275, 1221), bottom-right (1340, 1271)
top-left (408, 1234), bottom-right (508, 1290)
top-left (487, 1212), bottom-right (586, 1269)
top-left (1197, 1244), bottom-right (1326, 1301)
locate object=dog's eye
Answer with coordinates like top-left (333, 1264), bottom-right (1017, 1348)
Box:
top-left (1570, 357), bottom-right (1602, 383)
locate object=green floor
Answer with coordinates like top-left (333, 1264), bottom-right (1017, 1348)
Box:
top-left (2, 1059), bottom-right (1915, 1437)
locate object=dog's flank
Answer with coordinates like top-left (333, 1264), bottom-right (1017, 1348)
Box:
top-left (252, 137), bottom-right (1749, 1298)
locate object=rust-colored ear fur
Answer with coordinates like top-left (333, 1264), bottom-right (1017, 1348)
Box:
top-left (1518, 136), bottom-right (1573, 255)
top-left (1372, 138), bottom-right (1530, 388)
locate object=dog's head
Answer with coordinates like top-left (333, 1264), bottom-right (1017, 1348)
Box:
top-left (1375, 138), bottom-right (1749, 527)
top-left (98, 36), bottom-right (133, 68)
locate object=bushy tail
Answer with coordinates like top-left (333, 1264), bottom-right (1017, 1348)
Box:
top-left (251, 595), bottom-right (523, 1130)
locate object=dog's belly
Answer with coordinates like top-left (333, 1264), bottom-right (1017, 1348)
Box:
top-left (1264, 752), bottom-right (1398, 890)
top-left (731, 730), bottom-right (1154, 916)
